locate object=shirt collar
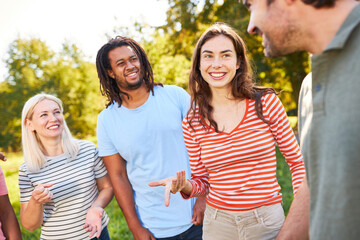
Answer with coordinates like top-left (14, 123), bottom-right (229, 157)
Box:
top-left (324, 3), bottom-right (360, 52)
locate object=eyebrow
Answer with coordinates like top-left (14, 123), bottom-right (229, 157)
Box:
top-left (201, 49), bottom-right (233, 54)
top-left (39, 107), bottom-right (61, 113)
top-left (115, 54), bottom-right (137, 64)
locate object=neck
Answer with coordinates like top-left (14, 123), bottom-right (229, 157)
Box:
top-left (40, 137), bottom-right (64, 157)
top-left (300, 0), bottom-right (358, 54)
top-left (210, 87), bottom-right (236, 107)
top-left (121, 83), bottom-right (150, 109)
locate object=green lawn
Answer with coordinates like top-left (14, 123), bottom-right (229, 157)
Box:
top-left (2, 148), bottom-right (294, 239)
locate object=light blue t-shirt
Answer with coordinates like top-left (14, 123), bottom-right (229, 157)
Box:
top-left (97, 85), bottom-right (194, 238)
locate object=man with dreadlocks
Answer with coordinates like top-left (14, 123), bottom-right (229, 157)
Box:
top-left (95, 36), bottom-right (204, 240)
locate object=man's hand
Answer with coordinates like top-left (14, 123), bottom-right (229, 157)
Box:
top-left (84, 206), bottom-right (104, 238)
top-left (192, 196), bottom-right (206, 225)
top-left (0, 152), bottom-right (7, 162)
top-left (131, 226), bottom-right (156, 240)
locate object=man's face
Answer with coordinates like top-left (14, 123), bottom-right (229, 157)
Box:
top-left (245, 0), bottom-right (301, 58)
top-left (107, 46), bottom-right (143, 91)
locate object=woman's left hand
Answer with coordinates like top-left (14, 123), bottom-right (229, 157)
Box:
top-left (83, 206), bottom-right (104, 238)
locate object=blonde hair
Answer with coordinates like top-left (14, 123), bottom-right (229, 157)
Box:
top-left (21, 93), bottom-right (79, 172)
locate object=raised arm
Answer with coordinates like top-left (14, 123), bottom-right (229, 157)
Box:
top-left (148, 170), bottom-right (206, 225)
top-left (102, 153), bottom-right (155, 240)
top-left (20, 183), bottom-right (53, 231)
top-left (148, 170), bottom-right (193, 206)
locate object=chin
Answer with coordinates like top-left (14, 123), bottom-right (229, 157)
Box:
top-left (127, 79), bottom-right (144, 90)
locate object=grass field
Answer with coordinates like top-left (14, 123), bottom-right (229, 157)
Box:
top-left (2, 147), bottom-right (294, 240)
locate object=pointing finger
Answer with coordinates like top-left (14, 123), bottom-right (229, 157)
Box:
top-left (164, 182), bottom-right (172, 207)
top-left (148, 180), bottom-right (165, 187)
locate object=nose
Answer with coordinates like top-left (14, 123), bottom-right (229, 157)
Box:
top-left (212, 57), bottom-right (223, 68)
top-left (247, 13), bottom-right (257, 35)
top-left (125, 60), bottom-right (135, 69)
top-left (49, 113), bottom-right (58, 122)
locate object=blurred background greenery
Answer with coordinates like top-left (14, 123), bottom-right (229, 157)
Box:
top-left (1, 0), bottom-right (307, 239)
top-left (0, 0), bottom-right (309, 152)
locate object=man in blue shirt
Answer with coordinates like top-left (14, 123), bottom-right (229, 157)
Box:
top-left (95, 36), bottom-right (204, 240)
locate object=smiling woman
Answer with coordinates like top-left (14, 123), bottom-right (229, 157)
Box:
top-left (149, 23), bottom-right (306, 240)
top-left (25, 99), bottom-right (64, 149)
top-left (18, 93), bottom-right (114, 240)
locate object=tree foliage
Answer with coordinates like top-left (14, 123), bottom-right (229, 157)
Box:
top-left (160, 0), bottom-right (310, 112)
top-left (0, 0), bottom-right (311, 150)
top-left (0, 38), bottom-right (103, 150)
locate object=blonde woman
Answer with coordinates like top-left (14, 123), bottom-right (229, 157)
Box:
top-left (19, 93), bottom-right (113, 240)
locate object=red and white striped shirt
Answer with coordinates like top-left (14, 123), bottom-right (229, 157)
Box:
top-left (182, 93), bottom-right (305, 211)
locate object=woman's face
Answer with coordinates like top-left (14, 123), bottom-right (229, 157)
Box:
top-left (26, 99), bottom-right (64, 141)
top-left (199, 35), bottom-right (240, 92)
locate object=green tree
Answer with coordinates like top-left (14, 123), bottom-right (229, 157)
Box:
top-left (162, 0), bottom-right (310, 112)
top-left (0, 38), bottom-right (103, 150)
top-left (143, 31), bottom-right (192, 89)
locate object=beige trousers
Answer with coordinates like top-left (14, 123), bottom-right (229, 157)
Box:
top-left (203, 203), bottom-right (285, 240)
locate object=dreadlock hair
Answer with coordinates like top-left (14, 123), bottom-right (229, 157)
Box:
top-left (188, 23), bottom-right (278, 133)
top-left (96, 36), bottom-right (162, 108)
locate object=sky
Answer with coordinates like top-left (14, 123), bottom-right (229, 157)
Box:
top-left (0, 0), bottom-right (169, 81)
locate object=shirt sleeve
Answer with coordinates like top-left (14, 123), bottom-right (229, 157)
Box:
top-left (97, 112), bottom-right (118, 157)
top-left (0, 167), bottom-right (8, 196)
top-left (263, 94), bottom-right (306, 195)
top-left (93, 146), bottom-right (108, 179)
top-left (18, 165), bottom-right (35, 203)
top-left (175, 86), bottom-right (191, 120)
top-left (181, 118), bottom-right (210, 199)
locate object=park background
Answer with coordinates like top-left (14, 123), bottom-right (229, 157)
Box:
top-left (0, 0), bottom-right (309, 239)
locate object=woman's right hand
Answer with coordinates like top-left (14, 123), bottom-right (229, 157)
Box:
top-left (31, 183), bottom-right (53, 204)
top-left (148, 170), bottom-right (192, 207)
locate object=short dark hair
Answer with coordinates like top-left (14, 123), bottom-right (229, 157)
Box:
top-left (96, 36), bottom-right (162, 108)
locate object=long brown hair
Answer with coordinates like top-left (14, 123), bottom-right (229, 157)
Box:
top-left (188, 23), bottom-right (277, 132)
top-left (96, 36), bottom-right (162, 108)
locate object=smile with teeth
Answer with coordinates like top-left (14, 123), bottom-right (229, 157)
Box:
top-left (210, 72), bottom-right (226, 78)
top-left (48, 125), bottom-right (59, 130)
top-left (127, 72), bottom-right (137, 77)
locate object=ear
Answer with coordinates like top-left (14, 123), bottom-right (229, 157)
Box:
top-left (25, 119), bottom-right (35, 132)
top-left (236, 59), bottom-right (241, 70)
top-left (107, 69), bottom-right (115, 79)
